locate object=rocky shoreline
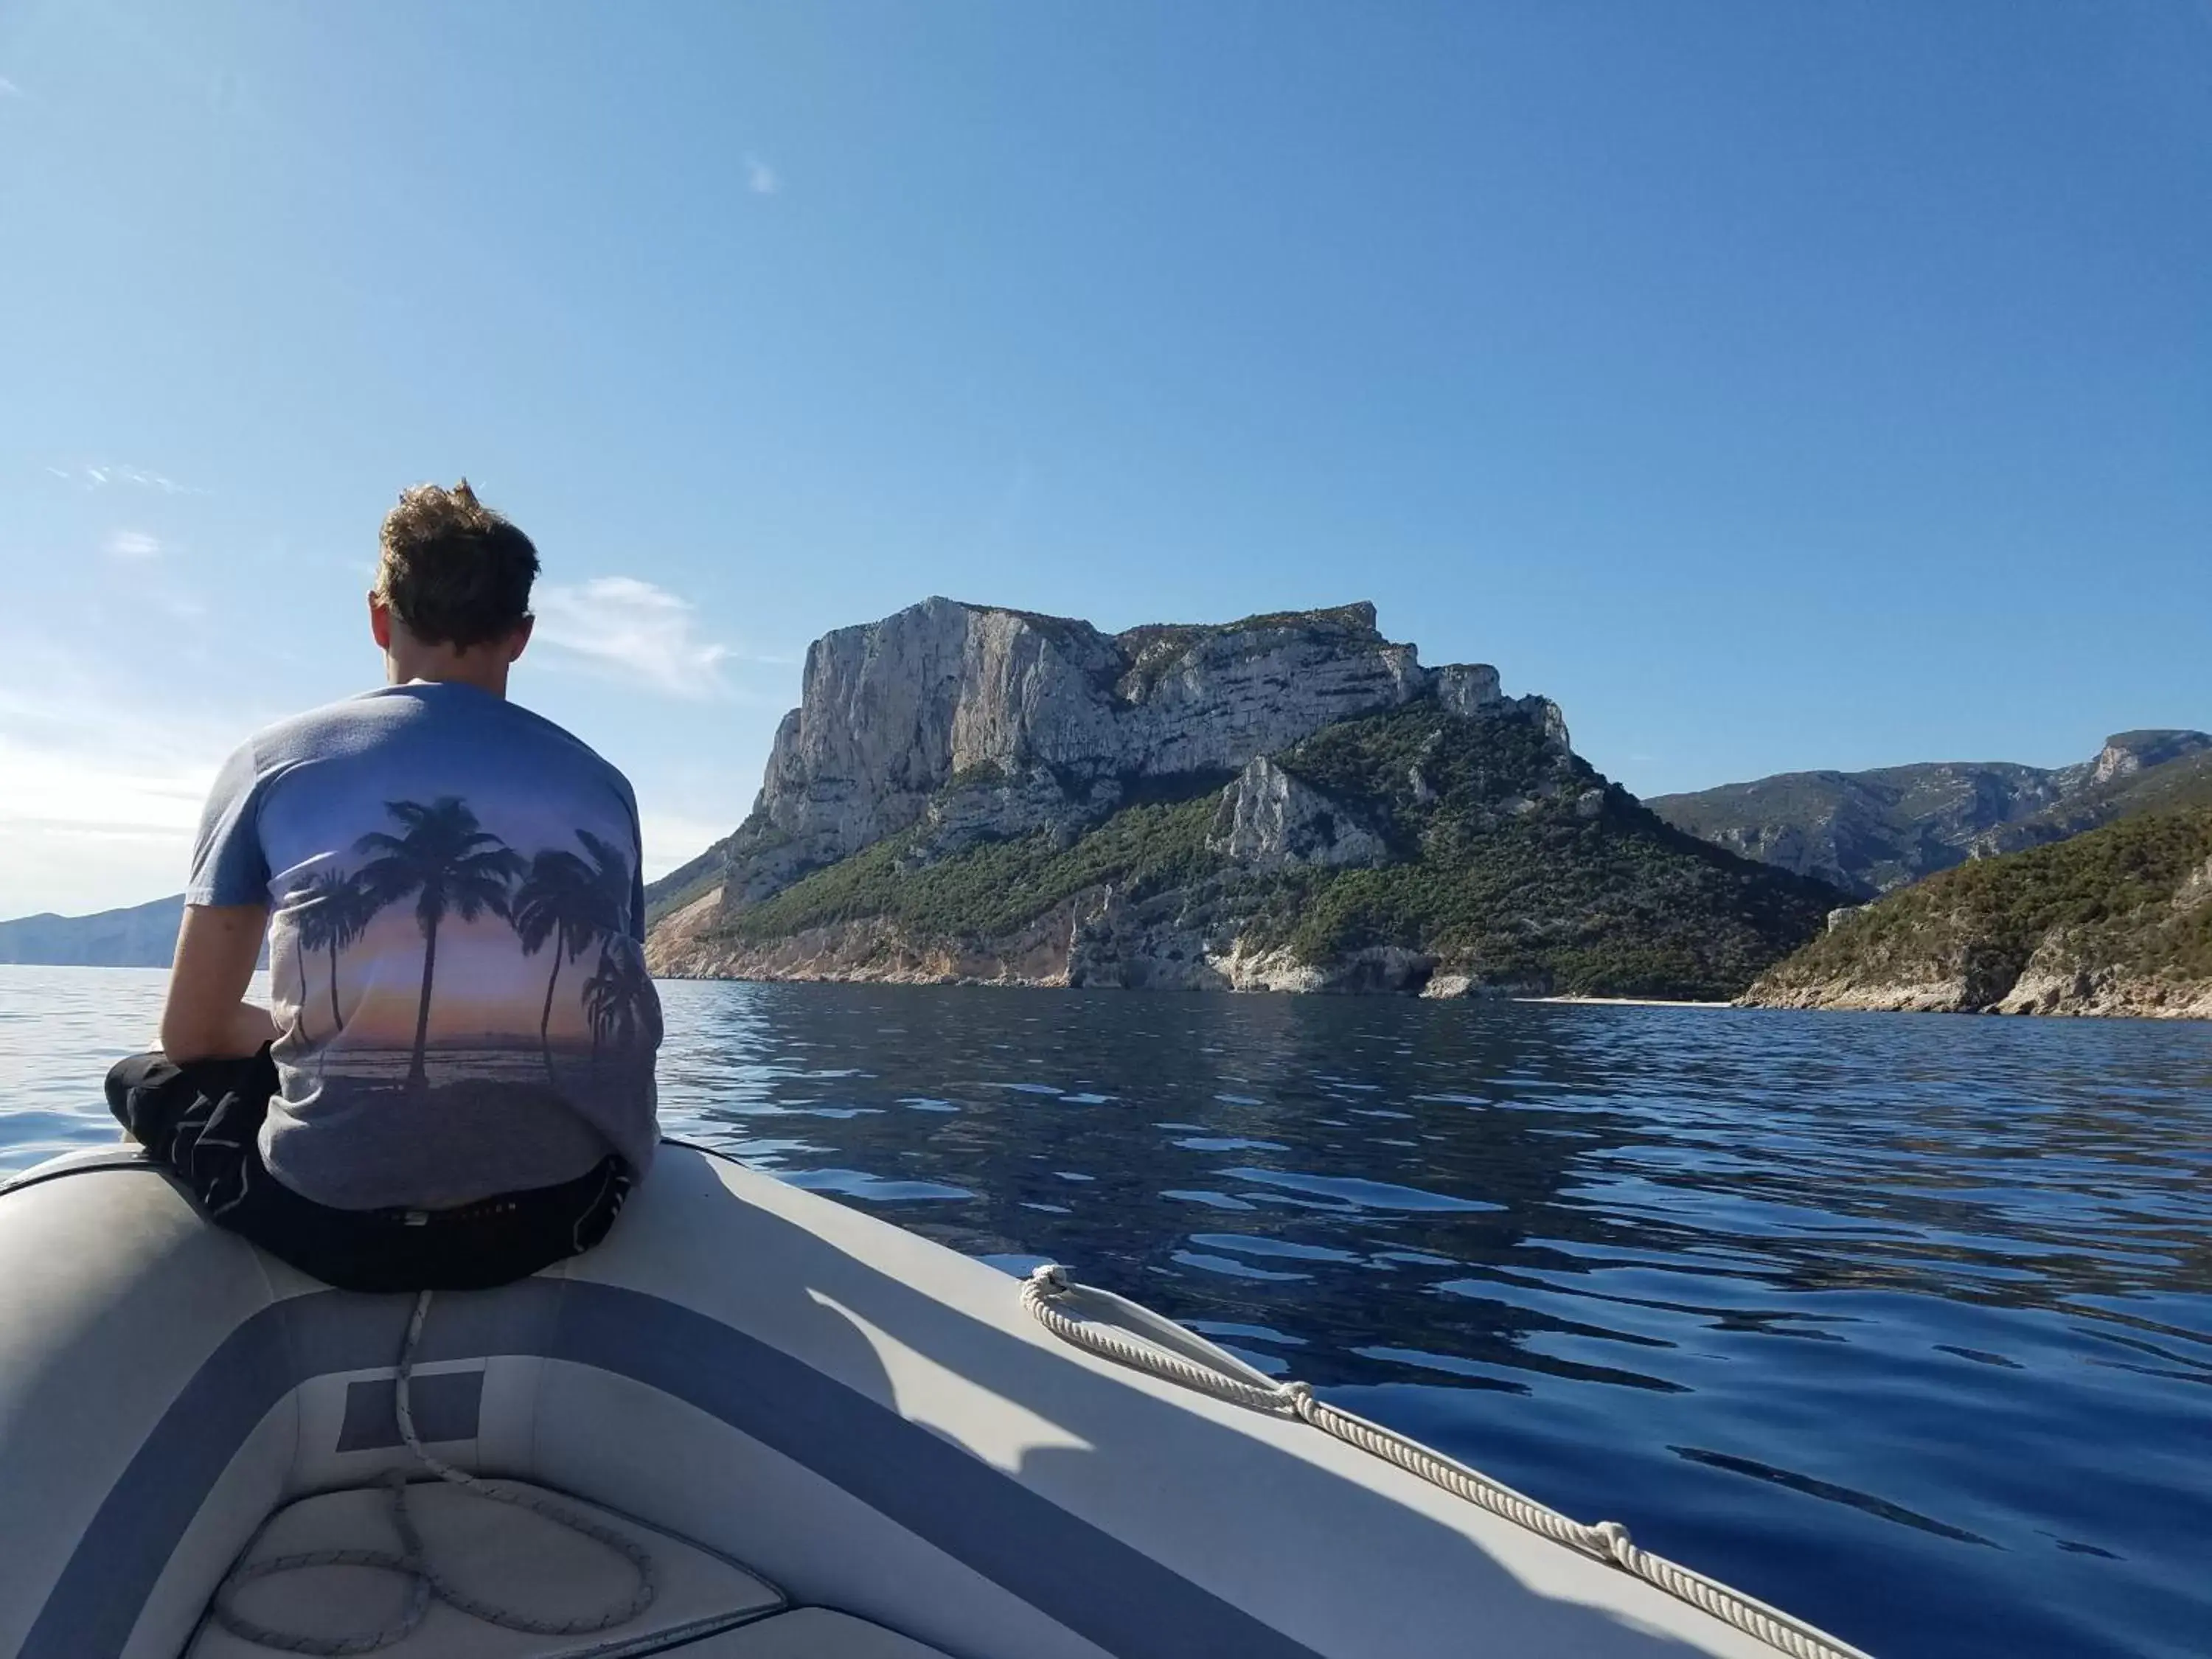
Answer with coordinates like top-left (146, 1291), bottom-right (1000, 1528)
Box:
top-left (655, 883), bottom-right (2212, 1019)
top-left (1741, 971), bottom-right (2212, 1020)
top-left (646, 885), bottom-right (1554, 997)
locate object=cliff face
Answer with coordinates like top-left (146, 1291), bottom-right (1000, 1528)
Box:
top-left (1650, 731), bottom-right (2212, 900)
top-left (1743, 807), bottom-right (2212, 1019)
top-left (700, 598), bottom-right (1560, 912)
top-left (1209, 755), bottom-right (1392, 874)
top-left (648, 601), bottom-right (1834, 1001)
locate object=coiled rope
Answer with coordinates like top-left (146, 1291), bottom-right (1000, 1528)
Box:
top-left (1020, 1265), bottom-right (1871, 1659)
top-left (212, 1289), bottom-right (657, 1655)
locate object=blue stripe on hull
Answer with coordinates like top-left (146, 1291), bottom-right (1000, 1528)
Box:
top-left (24, 1279), bottom-right (1324, 1659)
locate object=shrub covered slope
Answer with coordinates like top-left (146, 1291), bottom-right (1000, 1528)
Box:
top-left (1747, 808), bottom-right (2212, 1017)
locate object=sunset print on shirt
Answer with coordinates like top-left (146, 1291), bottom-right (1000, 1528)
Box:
top-left (266, 796), bottom-right (659, 1110)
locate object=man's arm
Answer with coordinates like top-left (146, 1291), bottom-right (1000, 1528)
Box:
top-left (159, 903), bottom-right (278, 1062)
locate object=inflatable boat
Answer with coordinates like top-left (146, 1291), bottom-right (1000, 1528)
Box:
top-left (0, 1138), bottom-right (1868, 1659)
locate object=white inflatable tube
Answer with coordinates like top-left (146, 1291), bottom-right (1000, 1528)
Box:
top-left (0, 1140), bottom-right (1830, 1658)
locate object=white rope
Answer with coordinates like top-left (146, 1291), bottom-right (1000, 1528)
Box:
top-left (1020, 1265), bottom-right (1873, 1659)
top-left (213, 1290), bottom-right (656, 1655)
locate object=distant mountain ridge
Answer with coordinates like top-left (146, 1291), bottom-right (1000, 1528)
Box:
top-left (1649, 730), bottom-right (2212, 900)
top-left (0, 894), bottom-right (184, 967)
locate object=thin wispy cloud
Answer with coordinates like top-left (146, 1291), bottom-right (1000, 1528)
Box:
top-left (104, 529), bottom-right (164, 560)
top-left (46, 462), bottom-right (204, 495)
top-left (744, 153), bottom-right (781, 196)
top-left (0, 75), bottom-right (21, 99)
top-left (533, 577), bottom-right (732, 699)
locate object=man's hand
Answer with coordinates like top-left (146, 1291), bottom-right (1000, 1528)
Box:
top-left (160, 903), bottom-right (278, 1062)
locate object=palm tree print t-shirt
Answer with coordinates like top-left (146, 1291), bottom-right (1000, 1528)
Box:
top-left (187, 683), bottom-right (661, 1211)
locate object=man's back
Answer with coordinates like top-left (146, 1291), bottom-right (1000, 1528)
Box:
top-left (194, 681), bottom-right (660, 1209)
top-left (111, 479), bottom-right (655, 1292)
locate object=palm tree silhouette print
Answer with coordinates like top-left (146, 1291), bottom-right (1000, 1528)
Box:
top-left (512, 830), bottom-right (632, 1085)
top-left (582, 941), bottom-right (658, 1064)
top-left (354, 798), bottom-right (524, 1089)
top-left (294, 868), bottom-right (378, 1043)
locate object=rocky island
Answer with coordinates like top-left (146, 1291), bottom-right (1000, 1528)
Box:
top-left (645, 599), bottom-right (1838, 999)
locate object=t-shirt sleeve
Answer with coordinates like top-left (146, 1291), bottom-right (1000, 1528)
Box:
top-left (185, 739), bottom-right (274, 907)
top-left (625, 791), bottom-right (648, 943)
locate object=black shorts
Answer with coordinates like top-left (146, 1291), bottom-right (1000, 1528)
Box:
top-left (105, 1048), bottom-right (631, 1295)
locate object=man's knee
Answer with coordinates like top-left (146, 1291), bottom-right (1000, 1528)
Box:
top-left (105, 1051), bottom-right (175, 1135)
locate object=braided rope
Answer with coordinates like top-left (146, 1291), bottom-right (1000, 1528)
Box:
top-left (211, 1503), bottom-right (430, 1657)
top-left (1021, 1265), bottom-right (1872, 1659)
top-left (212, 1290), bottom-right (655, 1655)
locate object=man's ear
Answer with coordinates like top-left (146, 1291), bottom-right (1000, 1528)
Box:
top-left (368, 594), bottom-right (393, 650)
top-left (507, 614), bottom-right (535, 663)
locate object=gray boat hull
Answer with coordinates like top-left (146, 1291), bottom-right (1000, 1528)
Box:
top-left (0, 1141), bottom-right (1794, 1658)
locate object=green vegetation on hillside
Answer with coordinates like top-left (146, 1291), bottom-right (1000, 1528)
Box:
top-left (1242, 709), bottom-right (1839, 997)
top-left (1756, 807), bottom-right (2212, 1002)
top-left (707, 703), bottom-right (1838, 1000)
top-left (728, 786), bottom-right (1226, 945)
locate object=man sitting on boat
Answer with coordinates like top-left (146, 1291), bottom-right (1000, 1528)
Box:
top-left (106, 481), bottom-right (661, 1293)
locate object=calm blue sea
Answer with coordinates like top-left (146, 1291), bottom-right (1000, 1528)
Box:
top-left (5, 966), bottom-right (2209, 1659)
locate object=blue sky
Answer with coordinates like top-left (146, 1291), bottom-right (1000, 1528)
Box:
top-left (1, 1), bottom-right (2206, 917)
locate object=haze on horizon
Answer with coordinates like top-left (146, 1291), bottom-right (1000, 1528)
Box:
top-left (1, 1), bottom-right (2205, 919)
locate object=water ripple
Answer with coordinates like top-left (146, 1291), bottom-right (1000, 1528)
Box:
top-left (4, 968), bottom-right (2210, 1659)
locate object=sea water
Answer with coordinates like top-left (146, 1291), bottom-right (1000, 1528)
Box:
top-left (4, 965), bottom-right (2208, 1659)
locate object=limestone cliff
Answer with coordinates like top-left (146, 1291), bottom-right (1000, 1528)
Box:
top-left (664, 598), bottom-right (1559, 914)
top-left (648, 600), bottom-right (1833, 1001)
top-left (1207, 756), bottom-right (1392, 874)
